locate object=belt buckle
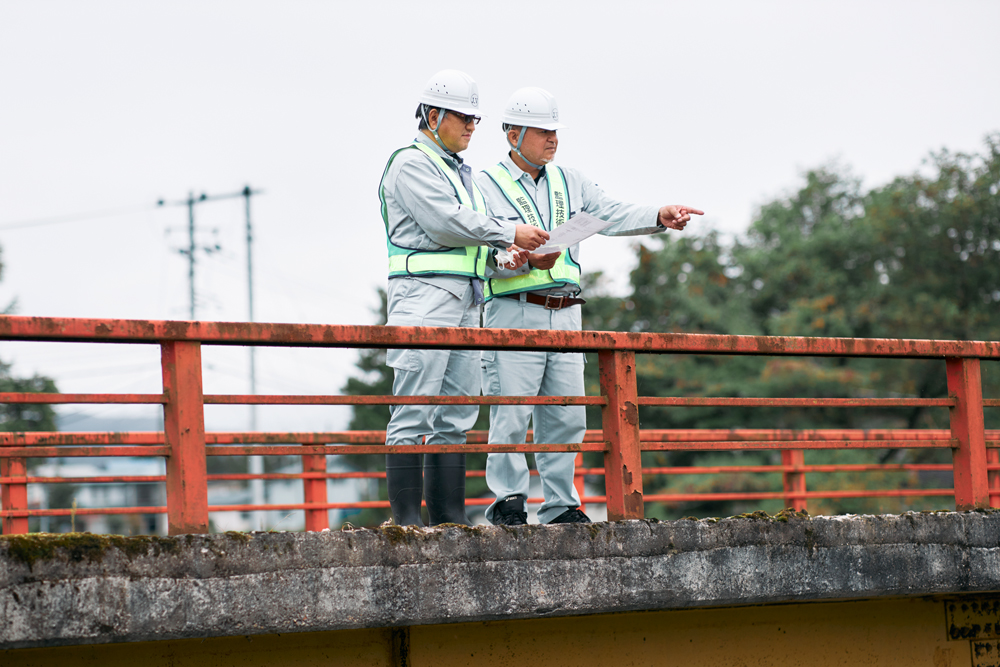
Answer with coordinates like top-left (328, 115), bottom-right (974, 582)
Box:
top-left (543, 295), bottom-right (565, 310)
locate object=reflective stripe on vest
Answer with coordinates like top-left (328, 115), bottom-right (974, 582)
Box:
top-left (482, 163), bottom-right (581, 299)
top-left (379, 142), bottom-right (488, 280)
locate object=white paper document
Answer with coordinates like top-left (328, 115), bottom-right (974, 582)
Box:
top-left (533, 212), bottom-right (615, 254)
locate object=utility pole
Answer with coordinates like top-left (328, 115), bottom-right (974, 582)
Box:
top-left (241, 185), bottom-right (266, 531)
top-left (159, 185), bottom-right (265, 528)
top-left (186, 194), bottom-right (196, 319)
top-left (244, 185), bottom-right (258, 429)
top-left (158, 192), bottom-right (221, 320)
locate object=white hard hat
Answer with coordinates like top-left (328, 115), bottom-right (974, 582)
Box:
top-left (418, 69), bottom-right (481, 116)
top-left (501, 87), bottom-right (566, 130)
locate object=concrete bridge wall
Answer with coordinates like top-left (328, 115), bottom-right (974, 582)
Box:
top-left (3, 511), bottom-right (1000, 665)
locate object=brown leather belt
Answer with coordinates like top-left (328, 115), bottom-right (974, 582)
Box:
top-left (501, 293), bottom-right (586, 310)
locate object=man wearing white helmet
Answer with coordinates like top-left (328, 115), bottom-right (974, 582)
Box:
top-left (378, 70), bottom-right (546, 527)
top-left (476, 87), bottom-right (704, 526)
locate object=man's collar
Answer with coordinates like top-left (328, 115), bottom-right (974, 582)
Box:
top-left (415, 133), bottom-right (462, 165)
top-left (501, 153), bottom-right (544, 182)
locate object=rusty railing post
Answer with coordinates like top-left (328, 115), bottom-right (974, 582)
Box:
top-left (1, 456), bottom-right (29, 534)
top-left (302, 450), bottom-right (329, 531)
top-left (946, 357), bottom-right (989, 510)
top-left (781, 449), bottom-right (807, 512)
top-left (988, 449), bottom-right (1000, 509)
top-left (573, 452), bottom-right (587, 514)
top-left (161, 341), bottom-right (209, 534)
top-left (599, 350), bottom-right (643, 520)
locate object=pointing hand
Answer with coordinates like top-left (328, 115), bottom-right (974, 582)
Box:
top-left (658, 205), bottom-right (704, 231)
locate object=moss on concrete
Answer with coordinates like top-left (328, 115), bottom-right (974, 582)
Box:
top-left (0, 530), bottom-right (262, 570)
top-left (0, 533), bottom-right (182, 570)
top-left (726, 509), bottom-right (811, 523)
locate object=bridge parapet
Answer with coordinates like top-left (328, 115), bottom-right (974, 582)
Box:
top-left (3, 510), bottom-right (1000, 650)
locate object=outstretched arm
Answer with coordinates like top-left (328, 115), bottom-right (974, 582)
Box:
top-left (657, 205), bottom-right (705, 231)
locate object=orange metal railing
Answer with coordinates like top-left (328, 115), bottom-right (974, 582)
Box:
top-left (1, 315), bottom-right (999, 535)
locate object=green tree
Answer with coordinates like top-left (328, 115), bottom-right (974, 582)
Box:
top-left (0, 246), bottom-right (63, 531)
top-left (584, 135), bottom-right (1000, 518)
top-left (0, 242), bottom-right (59, 432)
top-left (0, 360), bottom-right (58, 432)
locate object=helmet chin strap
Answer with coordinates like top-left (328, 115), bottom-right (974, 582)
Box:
top-left (422, 106), bottom-right (457, 156)
top-left (510, 126), bottom-right (546, 170)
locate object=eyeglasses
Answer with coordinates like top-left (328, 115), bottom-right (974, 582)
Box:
top-left (448, 111), bottom-right (482, 126)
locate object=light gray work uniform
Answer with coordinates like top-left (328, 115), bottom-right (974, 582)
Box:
top-left (381, 135), bottom-right (515, 450)
top-left (475, 157), bottom-right (663, 523)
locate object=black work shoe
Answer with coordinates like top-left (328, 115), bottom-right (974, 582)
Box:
top-left (549, 507), bottom-right (592, 524)
top-left (491, 494), bottom-right (528, 526)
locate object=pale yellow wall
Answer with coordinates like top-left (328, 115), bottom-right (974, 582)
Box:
top-left (0, 597), bottom-right (971, 667)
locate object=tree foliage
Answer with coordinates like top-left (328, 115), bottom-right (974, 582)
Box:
top-left (0, 244), bottom-right (58, 434)
top-left (0, 246), bottom-right (63, 531)
top-left (583, 134), bottom-right (1000, 517)
top-left (0, 360), bottom-right (58, 433)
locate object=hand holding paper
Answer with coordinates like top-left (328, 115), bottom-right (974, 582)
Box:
top-left (532, 212), bottom-right (617, 255)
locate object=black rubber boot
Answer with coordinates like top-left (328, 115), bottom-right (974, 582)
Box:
top-left (424, 453), bottom-right (472, 526)
top-left (386, 454), bottom-right (425, 526)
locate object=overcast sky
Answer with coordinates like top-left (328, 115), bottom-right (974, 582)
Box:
top-left (0, 1), bottom-right (997, 432)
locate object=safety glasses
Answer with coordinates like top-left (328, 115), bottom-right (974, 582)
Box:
top-left (448, 111), bottom-right (482, 126)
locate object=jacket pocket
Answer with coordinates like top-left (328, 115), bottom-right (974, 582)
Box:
top-left (386, 348), bottom-right (421, 373)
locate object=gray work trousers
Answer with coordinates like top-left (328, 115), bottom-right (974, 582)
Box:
top-left (385, 278), bottom-right (480, 449)
top-left (481, 295), bottom-right (585, 524)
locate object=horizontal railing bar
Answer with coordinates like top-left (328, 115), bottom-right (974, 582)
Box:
top-left (642, 489), bottom-right (956, 502)
top-left (1, 506), bottom-right (165, 518)
top-left (630, 464), bottom-right (957, 475)
top-left (0, 433), bottom-right (166, 446)
top-left (209, 498), bottom-right (569, 511)
top-left (4, 438), bottom-right (997, 456)
top-left (203, 394), bottom-right (606, 406)
top-left (5, 429), bottom-right (999, 447)
top-left (635, 429), bottom-right (998, 442)
top-left (0, 447), bottom-right (169, 458)
top-left (0, 392), bottom-right (166, 404)
top-left (2, 476), bottom-right (165, 484)
top-left (986, 399), bottom-right (1000, 407)
top-left (3, 486), bottom-right (957, 519)
top-left (2, 315), bottom-right (1000, 358)
top-left (2, 462), bottom-right (966, 486)
top-left (639, 397), bottom-right (956, 407)
top-left (203, 443), bottom-right (609, 456)
top-left (3, 499), bottom-right (504, 517)
top-left (639, 440), bottom-right (959, 450)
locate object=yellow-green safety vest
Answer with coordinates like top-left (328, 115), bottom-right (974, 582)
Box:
top-left (481, 163), bottom-right (582, 299)
top-left (379, 142), bottom-right (488, 280)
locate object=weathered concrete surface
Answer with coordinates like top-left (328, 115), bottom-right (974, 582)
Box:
top-left (2, 511), bottom-right (1000, 649)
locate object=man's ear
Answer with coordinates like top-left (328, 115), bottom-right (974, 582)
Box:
top-left (428, 108), bottom-right (440, 131)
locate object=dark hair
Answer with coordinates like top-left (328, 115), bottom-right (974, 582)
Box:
top-left (416, 104), bottom-right (433, 131)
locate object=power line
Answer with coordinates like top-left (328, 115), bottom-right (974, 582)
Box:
top-left (0, 204), bottom-right (158, 231)
top-left (157, 188), bottom-right (261, 320)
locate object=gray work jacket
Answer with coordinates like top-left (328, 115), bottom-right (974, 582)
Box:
top-left (475, 155), bottom-right (664, 297)
top-left (381, 134), bottom-right (516, 299)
